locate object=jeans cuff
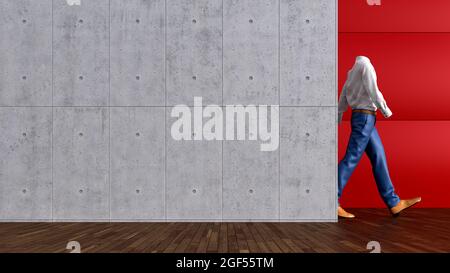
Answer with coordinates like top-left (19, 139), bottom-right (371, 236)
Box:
top-left (387, 197), bottom-right (401, 209)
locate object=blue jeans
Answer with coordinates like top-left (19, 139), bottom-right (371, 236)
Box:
top-left (338, 112), bottom-right (400, 208)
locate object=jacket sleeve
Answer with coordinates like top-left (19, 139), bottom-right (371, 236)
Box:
top-left (338, 82), bottom-right (349, 124)
top-left (361, 62), bottom-right (393, 118)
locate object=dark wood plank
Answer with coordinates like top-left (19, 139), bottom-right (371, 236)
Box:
top-left (217, 221), bottom-right (228, 253)
top-left (227, 223), bottom-right (239, 253)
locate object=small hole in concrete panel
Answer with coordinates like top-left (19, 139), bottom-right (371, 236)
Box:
top-left (22, 76), bottom-right (27, 80)
top-left (306, 19), bottom-right (310, 24)
top-left (136, 19), bottom-right (140, 24)
top-left (136, 75), bottom-right (140, 80)
top-left (249, 76), bottom-right (254, 80)
top-left (249, 189), bottom-right (254, 194)
top-left (22, 19), bottom-right (27, 23)
top-left (306, 132), bottom-right (310, 137)
top-left (306, 76), bottom-right (310, 80)
top-left (79, 75), bottom-right (83, 80)
top-left (306, 189), bottom-right (310, 194)
top-left (22, 189), bottom-right (27, 194)
top-left (192, 189), bottom-right (197, 194)
top-left (249, 19), bottom-right (253, 23)
top-left (192, 19), bottom-right (197, 24)
top-left (78, 19), bottom-right (83, 23)
top-left (192, 75), bottom-right (197, 80)
top-left (136, 189), bottom-right (140, 194)
top-left (22, 132), bottom-right (27, 137)
top-left (79, 189), bottom-right (83, 194)
top-left (136, 132), bottom-right (140, 137)
top-left (79, 132), bottom-right (83, 137)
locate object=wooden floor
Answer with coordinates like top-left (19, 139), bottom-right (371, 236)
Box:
top-left (1, 209), bottom-right (449, 253)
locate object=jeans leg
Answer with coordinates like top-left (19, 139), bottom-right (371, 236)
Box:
top-left (365, 127), bottom-right (400, 208)
top-left (338, 114), bottom-right (374, 199)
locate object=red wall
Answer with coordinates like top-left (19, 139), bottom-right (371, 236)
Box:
top-left (338, 0), bottom-right (450, 207)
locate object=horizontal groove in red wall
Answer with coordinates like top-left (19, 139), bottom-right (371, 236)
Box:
top-left (339, 0), bottom-right (450, 33)
top-left (339, 33), bottom-right (450, 121)
top-left (338, 120), bottom-right (450, 208)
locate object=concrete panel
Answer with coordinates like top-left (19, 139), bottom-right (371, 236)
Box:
top-left (110, 0), bottom-right (165, 106)
top-left (0, 108), bottom-right (52, 220)
top-left (280, 0), bottom-right (336, 106)
top-left (166, 107), bottom-right (222, 220)
top-left (0, 0), bottom-right (52, 106)
top-left (53, 107), bottom-right (109, 220)
top-left (166, 0), bottom-right (222, 106)
top-left (280, 107), bottom-right (336, 220)
top-left (110, 107), bottom-right (165, 220)
top-left (223, 0), bottom-right (279, 105)
top-left (223, 141), bottom-right (279, 220)
top-left (53, 0), bottom-right (109, 106)
top-left (0, 0), bottom-right (338, 222)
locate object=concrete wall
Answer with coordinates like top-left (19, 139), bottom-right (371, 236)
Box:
top-left (0, 0), bottom-right (337, 222)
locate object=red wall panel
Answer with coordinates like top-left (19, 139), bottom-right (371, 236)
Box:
top-left (339, 0), bottom-right (450, 33)
top-left (338, 121), bottom-right (450, 208)
top-left (339, 33), bottom-right (450, 121)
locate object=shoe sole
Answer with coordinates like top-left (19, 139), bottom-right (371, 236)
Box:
top-left (391, 199), bottom-right (421, 217)
top-left (338, 215), bottom-right (355, 219)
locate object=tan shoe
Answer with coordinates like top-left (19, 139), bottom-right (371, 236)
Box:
top-left (338, 206), bottom-right (355, 218)
top-left (390, 197), bottom-right (422, 216)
